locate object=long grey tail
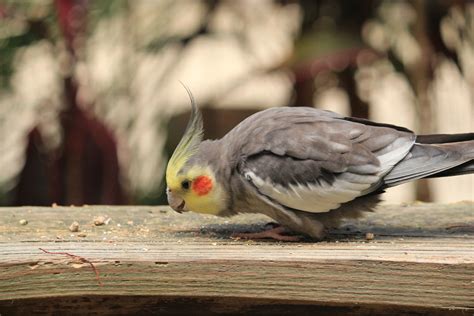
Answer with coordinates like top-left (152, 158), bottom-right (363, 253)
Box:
top-left (383, 133), bottom-right (474, 187)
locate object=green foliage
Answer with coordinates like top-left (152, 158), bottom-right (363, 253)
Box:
top-left (0, 1), bottom-right (57, 90)
top-left (87, 0), bottom-right (127, 31)
top-left (0, 0), bottom-right (128, 90)
top-left (1, 28), bottom-right (42, 89)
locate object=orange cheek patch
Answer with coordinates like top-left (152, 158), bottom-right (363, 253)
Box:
top-left (192, 176), bottom-right (213, 196)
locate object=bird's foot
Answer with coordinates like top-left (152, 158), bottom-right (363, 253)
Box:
top-left (446, 224), bottom-right (474, 232)
top-left (231, 225), bottom-right (301, 242)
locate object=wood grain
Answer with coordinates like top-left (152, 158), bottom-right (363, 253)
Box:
top-left (0, 202), bottom-right (473, 314)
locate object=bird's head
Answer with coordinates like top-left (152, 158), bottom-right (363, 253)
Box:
top-left (166, 85), bottom-right (226, 215)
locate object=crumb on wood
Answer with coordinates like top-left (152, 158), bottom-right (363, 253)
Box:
top-left (77, 233), bottom-right (87, 237)
top-left (19, 219), bottom-right (28, 225)
top-left (365, 232), bottom-right (375, 240)
top-left (93, 215), bottom-right (110, 226)
top-left (69, 221), bottom-right (80, 232)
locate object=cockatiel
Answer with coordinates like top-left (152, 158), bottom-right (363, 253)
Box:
top-left (166, 86), bottom-right (474, 240)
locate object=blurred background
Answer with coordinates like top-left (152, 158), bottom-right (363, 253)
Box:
top-left (0, 0), bottom-right (472, 207)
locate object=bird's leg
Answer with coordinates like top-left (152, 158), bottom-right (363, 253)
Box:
top-left (231, 225), bottom-right (301, 242)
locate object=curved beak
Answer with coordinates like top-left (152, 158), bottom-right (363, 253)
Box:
top-left (166, 188), bottom-right (186, 213)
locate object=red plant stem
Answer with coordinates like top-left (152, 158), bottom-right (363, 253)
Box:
top-left (39, 247), bottom-right (103, 286)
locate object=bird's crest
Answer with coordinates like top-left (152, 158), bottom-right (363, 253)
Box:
top-left (166, 83), bottom-right (203, 188)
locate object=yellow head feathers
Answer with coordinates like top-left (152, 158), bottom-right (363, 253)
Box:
top-left (166, 84), bottom-right (204, 189)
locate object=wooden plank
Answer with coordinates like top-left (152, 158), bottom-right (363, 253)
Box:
top-left (0, 202), bottom-right (473, 315)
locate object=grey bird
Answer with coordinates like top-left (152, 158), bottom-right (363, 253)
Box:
top-left (166, 87), bottom-right (474, 240)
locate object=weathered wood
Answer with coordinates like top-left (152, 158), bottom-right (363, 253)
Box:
top-left (0, 202), bottom-right (473, 315)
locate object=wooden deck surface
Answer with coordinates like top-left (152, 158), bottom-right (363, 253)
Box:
top-left (0, 202), bottom-right (473, 315)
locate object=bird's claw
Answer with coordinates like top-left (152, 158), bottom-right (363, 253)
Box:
top-left (231, 225), bottom-right (301, 242)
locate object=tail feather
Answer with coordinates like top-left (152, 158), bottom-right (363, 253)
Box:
top-left (416, 133), bottom-right (474, 144)
top-left (426, 160), bottom-right (474, 178)
top-left (383, 134), bottom-right (474, 187)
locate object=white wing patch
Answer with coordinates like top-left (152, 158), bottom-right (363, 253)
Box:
top-left (376, 137), bottom-right (415, 175)
top-left (245, 171), bottom-right (372, 213)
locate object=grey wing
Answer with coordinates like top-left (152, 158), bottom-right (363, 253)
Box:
top-left (234, 108), bottom-right (415, 213)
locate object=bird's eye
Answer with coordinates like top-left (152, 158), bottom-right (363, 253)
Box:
top-left (181, 180), bottom-right (190, 190)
